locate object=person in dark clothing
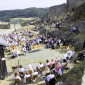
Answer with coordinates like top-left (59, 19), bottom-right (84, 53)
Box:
top-left (83, 41), bottom-right (85, 50)
top-left (26, 40), bottom-right (29, 51)
top-left (45, 72), bottom-right (56, 85)
top-left (72, 8), bottom-right (74, 12)
top-left (74, 53), bottom-right (84, 63)
top-left (62, 39), bottom-right (66, 46)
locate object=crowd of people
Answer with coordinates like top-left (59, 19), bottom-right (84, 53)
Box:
top-left (13, 49), bottom-right (75, 85)
top-left (0, 7), bottom-right (78, 85)
top-left (1, 32), bottom-right (47, 58)
top-left (45, 37), bottom-right (66, 49)
top-left (1, 29), bottom-right (68, 59)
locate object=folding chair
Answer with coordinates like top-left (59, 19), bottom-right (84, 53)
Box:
top-left (19, 72), bottom-right (24, 77)
top-left (45, 72), bottom-right (50, 77)
top-left (12, 66), bottom-right (17, 72)
top-left (32, 74), bottom-right (38, 80)
top-left (52, 64), bottom-right (55, 69)
top-left (39, 66), bottom-right (44, 72)
top-left (26, 76), bottom-right (31, 83)
top-left (28, 70), bottom-right (32, 74)
top-left (52, 69), bottom-right (56, 74)
top-left (14, 79), bottom-right (21, 84)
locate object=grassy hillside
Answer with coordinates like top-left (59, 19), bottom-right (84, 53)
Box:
top-left (0, 7), bottom-right (49, 22)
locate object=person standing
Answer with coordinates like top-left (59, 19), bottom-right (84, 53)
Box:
top-left (26, 40), bottom-right (29, 51)
top-left (83, 40), bottom-right (85, 50)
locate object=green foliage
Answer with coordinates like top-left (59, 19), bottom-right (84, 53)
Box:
top-left (48, 19), bottom-right (57, 24)
top-left (0, 7), bottom-right (49, 22)
top-left (19, 21), bottom-right (24, 26)
top-left (71, 3), bottom-right (85, 21)
top-left (62, 62), bottom-right (85, 85)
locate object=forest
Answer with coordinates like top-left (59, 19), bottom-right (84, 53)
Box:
top-left (0, 7), bottom-right (49, 22)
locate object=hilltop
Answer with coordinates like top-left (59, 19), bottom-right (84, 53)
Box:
top-left (0, 7), bottom-right (49, 22)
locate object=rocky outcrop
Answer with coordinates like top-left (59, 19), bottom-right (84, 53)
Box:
top-left (49, 3), bottom-right (67, 17)
top-left (49, 0), bottom-right (85, 17)
top-left (67, 0), bottom-right (85, 9)
top-left (61, 21), bottom-right (85, 32)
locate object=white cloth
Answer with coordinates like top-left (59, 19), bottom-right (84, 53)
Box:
top-left (45, 63), bottom-right (50, 67)
top-left (47, 74), bottom-right (55, 81)
top-left (38, 64), bottom-right (44, 69)
top-left (63, 50), bottom-right (75, 59)
top-left (14, 76), bottom-right (21, 81)
top-left (58, 68), bottom-right (63, 76)
top-left (19, 68), bottom-right (26, 73)
top-left (66, 60), bottom-right (70, 64)
top-left (24, 74), bottom-right (31, 79)
top-left (62, 62), bottom-right (67, 67)
top-left (42, 71), bottom-right (50, 76)
top-left (27, 64), bottom-right (32, 68)
top-left (24, 74), bottom-right (31, 83)
top-left (32, 72), bottom-right (38, 76)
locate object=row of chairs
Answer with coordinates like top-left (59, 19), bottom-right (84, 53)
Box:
top-left (14, 74), bottom-right (38, 84)
top-left (8, 44), bottom-right (43, 53)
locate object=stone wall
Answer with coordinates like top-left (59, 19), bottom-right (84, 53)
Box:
top-left (67, 0), bottom-right (85, 9)
top-left (49, 0), bottom-right (85, 17)
top-left (10, 23), bottom-right (21, 29)
top-left (49, 3), bottom-right (67, 18)
top-left (0, 24), bottom-right (10, 29)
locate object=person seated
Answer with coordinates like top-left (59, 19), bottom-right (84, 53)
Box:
top-left (46, 43), bottom-right (51, 48)
top-left (42, 66), bottom-right (50, 76)
top-left (65, 12), bottom-right (70, 20)
top-left (24, 72), bottom-right (31, 83)
top-left (55, 62), bottom-right (63, 76)
top-left (45, 72), bottom-right (56, 85)
top-left (50, 23), bottom-right (54, 29)
top-left (54, 43), bottom-right (57, 49)
top-left (12, 48), bottom-right (17, 58)
top-left (65, 57), bottom-right (70, 70)
top-left (60, 43), bottom-right (63, 50)
top-left (71, 26), bottom-right (78, 33)
top-left (61, 59), bottom-right (67, 67)
top-left (55, 57), bottom-right (59, 63)
top-left (45, 60), bottom-right (50, 67)
top-left (66, 57), bottom-right (70, 64)
top-left (61, 59), bottom-right (69, 71)
top-left (27, 64), bottom-right (34, 73)
top-left (37, 62), bottom-right (44, 70)
top-left (55, 22), bottom-right (60, 28)
top-left (13, 73), bottom-right (21, 84)
top-left (50, 59), bottom-right (55, 69)
top-left (31, 70), bottom-right (38, 79)
top-left (74, 53), bottom-right (84, 63)
top-left (19, 65), bottom-right (26, 74)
